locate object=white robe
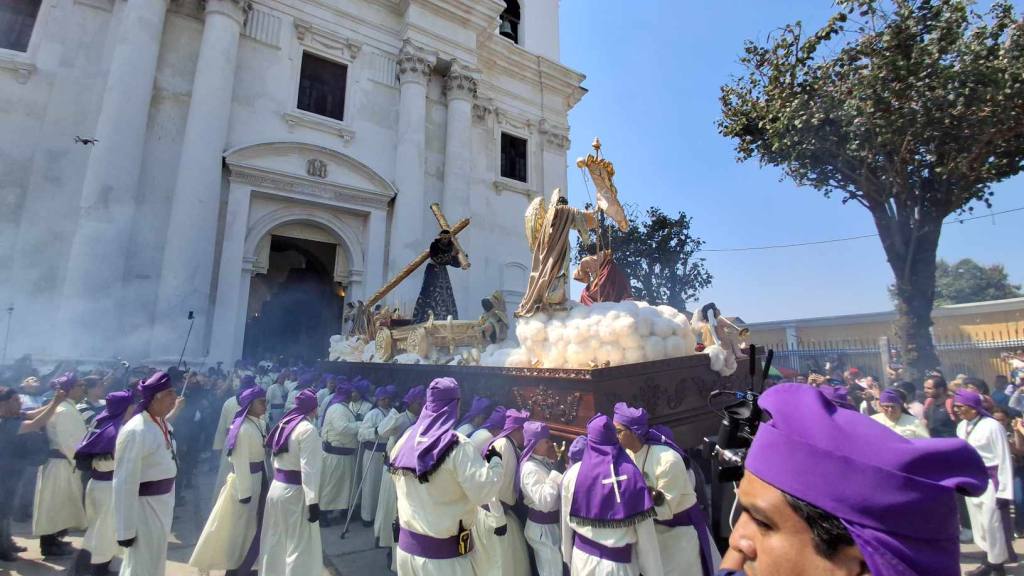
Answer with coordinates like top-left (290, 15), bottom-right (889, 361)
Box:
top-left (871, 412), bottom-right (930, 439)
top-left (350, 399), bottom-right (374, 490)
top-left (190, 416), bottom-right (267, 570)
top-left (472, 436), bottom-right (530, 576)
top-left (260, 418), bottom-right (324, 576)
top-left (456, 423), bottom-right (475, 437)
top-left (212, 395), bottom-right (240, 501)
top-left (320, 402), bottom-right (359, 511)
top-left (628, 444), bottom-right (704, 576)
top-left (83, 457), bottom-right (118, 563)
top-left (560, 462), bottom-right (664, 576)
top-left (316, 388), bottom-right (331, 422)
top-left (33, 399), bottom-right (87, 536)
top-left (267, 383), bottom-right (287, 425)
top-left (959, 416), bottom-right (1013, 564)
top-left (374, 409), bottom-right (416, 548)
top-left (114, 412), bottom-right (178, 576)
top-left (520, 457), bottom-right (563, 576)
top-left (391, 432), bottom-right (504, 576)
top-left (469, 428), bottom-right (494, 453)
top-left (358, 406), bottom-right (387, 522)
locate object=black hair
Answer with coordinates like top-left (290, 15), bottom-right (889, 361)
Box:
top-left (926, 375), bottom-right (948, 390)
top-left (964, 377), bottom-right (990, 395)
top-left (894, 381), bottom-right (916, 401)
top-left (0, 386), bottom-right (16, 402)
top-left (783, 493), bottom-right (856, 560)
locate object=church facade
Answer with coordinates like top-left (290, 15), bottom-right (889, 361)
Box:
top-left (0, 0), bottom-right (585, 363)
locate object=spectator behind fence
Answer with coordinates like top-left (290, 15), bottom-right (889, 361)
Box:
top-left (924, 376), bottom-right (958, 439)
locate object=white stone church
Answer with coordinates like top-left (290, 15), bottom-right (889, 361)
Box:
top-left (0, 0), bottom-right (585, 364)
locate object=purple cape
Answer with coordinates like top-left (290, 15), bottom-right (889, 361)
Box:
top-left (457, 396), bottom-right (492, 428)
top-left (390, 377), bottom-right (461, 479)
top-left (482, 408), bottom-right (529, 456)
top-left (75, 389), bottom-right (134, 458)
top-left (746, 384), bottom-right (988, 576)
top-left (224, 386), bottom-right (267, 454)
top-left (137, 372), bottom-right (172, 411)
top-left (518, 420), bottom-right (550, 474)
top-left (568, 435), bottom-right (587, 466)
top-left (570, 413), bottom-right (654, 527)
top-left (266, 388), bottom-right (318, 454)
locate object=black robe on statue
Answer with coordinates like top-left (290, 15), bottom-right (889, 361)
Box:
top-left (412, 238), bottom-right (460, 323)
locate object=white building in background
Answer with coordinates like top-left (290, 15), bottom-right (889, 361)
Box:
top-left (0, 0), bottom-right (585, 364)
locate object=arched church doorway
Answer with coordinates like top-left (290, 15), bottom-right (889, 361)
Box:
top-left (243, 235), bottom-right (344, 363)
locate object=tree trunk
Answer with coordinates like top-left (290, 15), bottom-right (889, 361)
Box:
top-left (873, 209), bottom-right (943, 381)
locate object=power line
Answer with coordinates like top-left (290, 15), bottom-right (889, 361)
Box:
top-left (698, 206), bottom-right (1024, 253)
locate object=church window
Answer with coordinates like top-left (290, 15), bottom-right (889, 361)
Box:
top-left (498, 0), bottom-right (520, 45)
top-left (500, 132), bottom-right (528, 183)
top-left (297, 51), bottom-right (348, 123)
top-left (0, 0), bottom-right (42, 52)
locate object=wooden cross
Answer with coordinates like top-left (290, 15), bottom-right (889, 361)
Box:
top-left (430, 202), bottom-right (470, 269)
top-left (602, 463), bottom-right (628, 503)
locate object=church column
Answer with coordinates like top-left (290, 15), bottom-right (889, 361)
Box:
top-left (150, 0), bottom-right (249, 361)
top-left (58, 0), bottom-right (170, 357)
top-left (207, 178), bottom-right (251, 366)
top-left (364, 208), bottom-right (388, 300)
top-left (441, 60), bottom-right (476, 311)
top-left (389, 39), bottom-right (432, 308)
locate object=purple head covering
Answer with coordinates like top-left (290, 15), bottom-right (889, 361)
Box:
top-left (651, 424), bottom-right (675, 443)
top-left (457, 396), bottom-right (492, 428)
top-left (352, 377), bottom-right (372, 400)
top-left (819, 385), bottom-right (855, 410)
top-left (320, 381), bottom-right (354, 427)
top-left (75, 389), bottom-right (134, 458)
top-left (519, 420), bottom-right (550, 470)
top-left (50, 372), bottom-right (78, 393)
top-left (137, 372), bottom-right (173, 411)
top-left (224, 386), bottom-right (266, 455)
top-left (568, 435), bottom-right (587, 466)
top-left (266, 388), bottom-right (318, 454)
top-left (481, 406), bottom-right (507, 432)
top-left (878, 389), bottom-right (903, 405)
top-left (296, 372), bottom-right (316, 390)
top-left (954, 388), bottom-right (991, 419)
top-left (239, 374), bottom-right (256, 393)
top-left (483, 408), bottom-right (530, 457)
top-left (746, 383), bottom-right (988, 576)
top-left (375, 385), bottom-right (397, 403)
top-left (613, 402), bottom-right (688, 461)
top-left (570, 414), bottom-right (654, 526)
top-left (403, 385), bottom-right (426, 407)
top-left (390, 377), bottom-right (461, 479)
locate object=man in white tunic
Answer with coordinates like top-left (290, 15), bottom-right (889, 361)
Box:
top-left (267, 373), bottom-right (288, 426)
top-left (33, 372), bottom-right (88, 557)
top-left (190, 386), bottom-right (269, 575)
top-left (872, 388), bottom-right (930, 439)
top-left (114, 372), bottom-right (179, 576)
top-left (389, 377), bottom-right (504, 576)
top-left (561, 413), bottom-right (663, 576)
top-left (469, 406), bottom-right (506, 453)
top-left (260, 388), bottom-right (324, 576)
top-left (455, 395), bottom-right (492, 437)
top-left (518, 421), bottom-right (564, 576)
top-left (375, 385), bottom-right (424, 561)
top-left (956, 389), bottom-right (1014, 575)
top-left (74, 389), bottom-right (134, 575)
top-left (475, 408), bottom-right (532, 576)
top-left (284, 371), bottom-right (317, 412)
top-left (319, 380), bottom-right (359, 527)
top-left (211, 377), bottom-right (249, 501)
top-left (317, 374), bottom-right (337, 422)
top-left (614, 402), bottom-right (712, 576)
top-left (358, 385), bottom-right (395, 525)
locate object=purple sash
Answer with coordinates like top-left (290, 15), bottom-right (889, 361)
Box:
top-left (323, 442), bottom-right (356, 456)
top-left (654, 504), bottom-right (715, 576)
top-left (48, 449), bottom-right (68, 461)
top-left (397, 527), bottom-right (472, 559)
top-left (235, 461), bottom-right (265, 475)
top-left (574, 533), bottom-right (632, 564)
top-left (274, 469), bottom-right (302, 485)
top-left (138, 478), bottom-right (175, 496)
top-left (361, 441), bottom-right (387, 453)
top-left (91, 470), bottom-right (113, 481)
top-left (527, 507), bottom-right (560, 525)
top-left (234, 460), bottom-right (268, 573)
top-left (987, 466), bottom-right (1000, 492)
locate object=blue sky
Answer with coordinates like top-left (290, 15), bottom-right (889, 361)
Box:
top-left (559, 1), bottom-right (1023, 322)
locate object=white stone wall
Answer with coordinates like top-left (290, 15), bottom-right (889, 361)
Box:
top-left (0, 0), bottom-right (584, 363)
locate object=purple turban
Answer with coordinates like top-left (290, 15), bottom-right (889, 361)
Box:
top-left (878, 389), bottom-right (903, 406)
top-left (239, 374), bottom-right (257, 392)
top-left (137, 372), bottom-right (173, 411)
top-left (50, 372), bottom-right (78, 393)
top-left (390, 377), bottom-right (461, 479)
top-left (954, 388), bottom-right (991, 418)
top-left (568, 435), bottom-right (587, 466)
top-left (296, 372), bottom-right (316, 390)
top-left (403, 385), bottom-right (426, 407)
top-left (481, 406), bottom-right (507, 432)
top-left (224, 386), bottom-right (266, 454)
top-left (483, 408), bottom-right (530, 457)
top-left (457, 396), bottom-right (492, 428)
top-left (746, 383), bottom-right (988, 576)
top-left (352, 377), bottom-right (372, 400)
top-left (570, 414), bottom-right (654, 526)
top-left (75, 389), bottom-right (134, 458)
top-left (319, 381), bottom-right (354, 427)
top-left (819, 385), bottom-right (855, 410)
top-left (613, 402), bottom-right (687, 461)
top-left (375, 385), bottom-right (397, 402)
top-left (266, 388), bottom-right (318, 454)
top-left (519, 420), bottom-right (550, 471)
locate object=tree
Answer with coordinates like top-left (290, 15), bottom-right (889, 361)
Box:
top-left (934, 258), bottom-right (1022, 304)
top-left (573, 205), bottom-right (713, 311)
top-left (718, 0), bottom-right (1024, 378)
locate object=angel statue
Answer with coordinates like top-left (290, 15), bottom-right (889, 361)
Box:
top-left (515, 188), bottom-right (601, 317)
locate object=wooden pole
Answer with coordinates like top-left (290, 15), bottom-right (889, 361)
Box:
top-left (430, 203), bottom-right (470, 268)
top-left (366, 218), bottom-right (470, 309)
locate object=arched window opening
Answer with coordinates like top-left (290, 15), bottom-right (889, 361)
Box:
top-left (499, 0), bottom-right (520, 45)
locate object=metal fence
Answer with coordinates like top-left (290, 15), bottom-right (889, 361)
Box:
top-left (753, 333), bottom-right (1024, 385)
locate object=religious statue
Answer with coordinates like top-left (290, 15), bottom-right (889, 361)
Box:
top-left (479, 291), bottom-right (510, 344)
top-left (412, 230), bottom-right (467, 323)
top-left (694, 302), bottom-right (749, 376)
top-left (516, 188), bottom-right (601, 317)
top-left (574, 248), bottom-right (633, 305)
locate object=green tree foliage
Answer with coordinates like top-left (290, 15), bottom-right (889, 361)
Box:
top-left (573, 205), bottom-right (713, 311)
top-left (718, 0), bottom-right (1024, 377)
top-left (933, 258), bottom-right (1022, 304)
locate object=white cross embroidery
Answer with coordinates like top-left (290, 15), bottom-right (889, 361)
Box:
top-left (601, 463), bottom-right (628, 503)
top-left (415, 434), bottom-right (430, 445)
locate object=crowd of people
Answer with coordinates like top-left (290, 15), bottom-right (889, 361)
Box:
top-left (0, 356), bottom-right (1018, 575)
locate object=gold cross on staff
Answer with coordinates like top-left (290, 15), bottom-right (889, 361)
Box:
top-left (430, 202), bottom-right (471, 269)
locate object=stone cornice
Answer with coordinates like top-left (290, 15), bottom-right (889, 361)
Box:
top-left (295, 19), bottom-right (363, 62)
top-left (397, 38), bottom-right (434, 86)
top-left (477, 37), bottom-right (587, 112)
top-left (538, 119), bottom-right (570, 151)
top-left (227, 164), bottom-right (392, 211)
top-left (401, 0), bottom-right (504, 39)
top-left (444, 59), bottom-right (477, 102)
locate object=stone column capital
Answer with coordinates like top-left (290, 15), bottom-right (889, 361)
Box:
top-left (397, 39), bottom-right (433, 86)
top-left (444, 59), bottom-right (477, 103)
top-left (202, 0), bottom-right (249, 24)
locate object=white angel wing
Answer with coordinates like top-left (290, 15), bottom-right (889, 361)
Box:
top-left (524, 195), bottom-right (547, 252)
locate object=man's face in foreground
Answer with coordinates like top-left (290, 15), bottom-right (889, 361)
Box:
top-left (723, 472), bottom-right (867, 576)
